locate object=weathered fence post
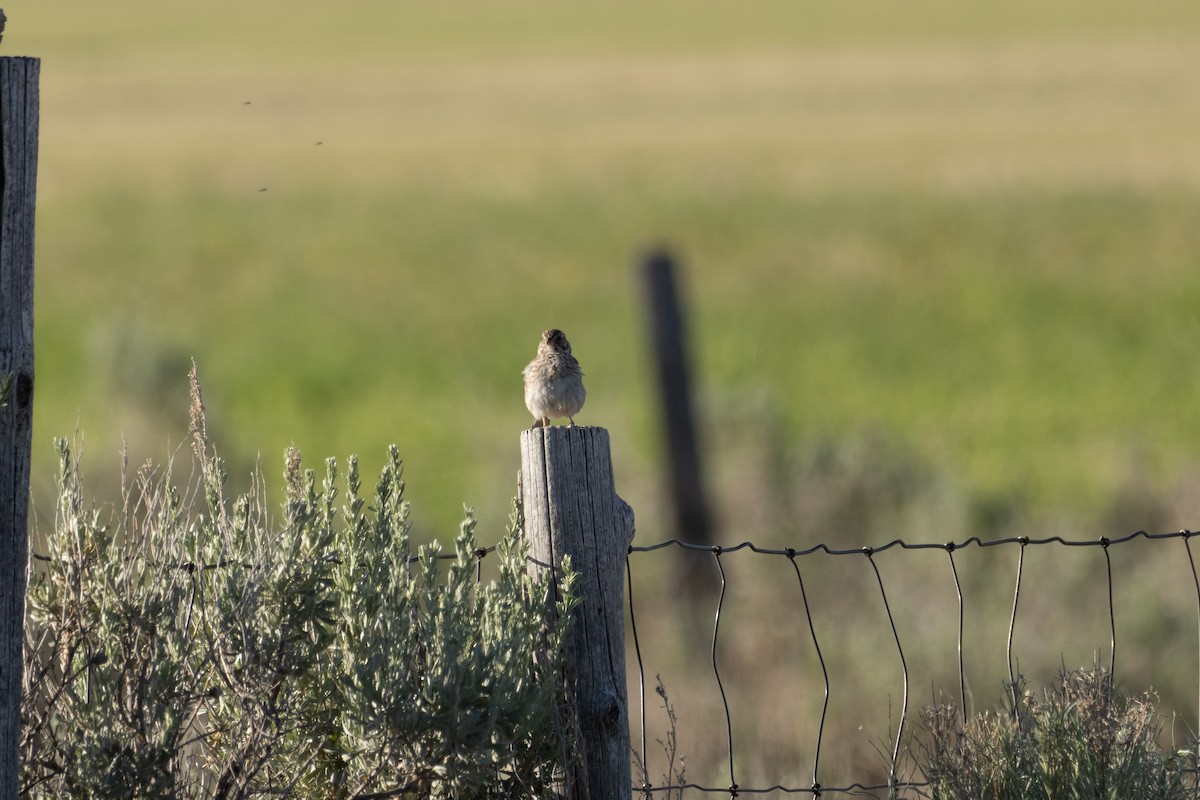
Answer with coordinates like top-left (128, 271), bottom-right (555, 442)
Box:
top-left (520, 426), bottom-right (635, 800)
top-left (0, 52), bottom-right (39, 800)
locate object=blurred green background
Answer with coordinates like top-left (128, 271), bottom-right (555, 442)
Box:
top-left (14, 0), bottom-right (1200, 786)
top-left (18, 0), bottom-right (1200, 539)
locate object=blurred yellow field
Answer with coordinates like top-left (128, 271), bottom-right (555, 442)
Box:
top-left (28, 2), bottom-right (1200, 197)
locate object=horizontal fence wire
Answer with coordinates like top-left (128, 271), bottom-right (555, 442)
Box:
top-left (29, 546), bottom-right (499, 572)
top-left (627, 529), bottom-right (1200, 798)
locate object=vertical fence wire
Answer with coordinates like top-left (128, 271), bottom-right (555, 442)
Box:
top-left (1184, 532), bottom-right (1200, 752)
top-left (1007, 538), bottom-right (1028, 714)
top-left (1101, 539), bottom-right (1115, 680)
top-left (945, 544), bottom-right (967, 726)
top-left (786, 548), bottom-right (829, 794)
top-left (624, 554), bottom-right (652, 796)
top-left (710, 548), bottom-right (738, 797)
top-left (864, 548), bottom-right (908, 785)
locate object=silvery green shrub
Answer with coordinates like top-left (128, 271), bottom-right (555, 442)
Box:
top-left (22, 386), bottom-right (576, 799)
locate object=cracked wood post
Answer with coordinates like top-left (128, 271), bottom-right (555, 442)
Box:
top-left (520, 426), bottom-right (635, 800)
top-left (0, 53), bottom-right (39, 800)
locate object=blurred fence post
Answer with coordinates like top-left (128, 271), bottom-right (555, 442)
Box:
top-left (520, 426), bottom-right (635, 800)
top-left (0, 54), bottom-right (39, 800)
top-left (642, 249), bottom-right (715, 598)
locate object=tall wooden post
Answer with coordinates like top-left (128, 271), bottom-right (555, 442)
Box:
top-left (0, 54), bottom-right (39, 800)
top-left (520, 426), bottom-right (635, 800)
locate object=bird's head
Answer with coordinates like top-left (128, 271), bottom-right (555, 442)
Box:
top-left (542, 329), bottom-right (571, 354)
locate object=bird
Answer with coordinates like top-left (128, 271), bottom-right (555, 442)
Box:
top-left (523, 329), bottom-right (586, 429)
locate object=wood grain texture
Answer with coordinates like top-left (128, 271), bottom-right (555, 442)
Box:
top-left (0, 56), bottom-right (39, 800)
top-left (520, 425), bottom-right (634, 800)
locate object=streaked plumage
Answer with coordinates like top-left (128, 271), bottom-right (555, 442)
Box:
top-left (523, 329), bottom-right (586, 428)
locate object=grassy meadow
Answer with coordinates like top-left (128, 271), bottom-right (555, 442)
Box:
top-left (14, 0), bottom-right (1200, 790)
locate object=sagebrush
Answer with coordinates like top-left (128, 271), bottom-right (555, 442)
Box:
top-left (20, 372), bottom-right (578, 799)
top-left (920, 667), bottom-right (1200, 800)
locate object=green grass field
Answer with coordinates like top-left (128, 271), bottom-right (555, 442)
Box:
top-left (14, 1), bottom-right (1200, 787)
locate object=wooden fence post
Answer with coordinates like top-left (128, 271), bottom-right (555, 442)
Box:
top-left (0, 54), bottom-right (39, 800)
top-left (520, 426), bottom-right (635, 800)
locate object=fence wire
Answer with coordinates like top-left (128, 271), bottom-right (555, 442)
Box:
top-left (281, 525), bottom-right (1193, 800)
top-left (55, 528), bottom-right (1198, 796)
top-left (626, 529), bottom-right (1200, 798)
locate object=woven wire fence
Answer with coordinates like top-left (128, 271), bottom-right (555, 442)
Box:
top-left (624, 529), bottom-right (1200, 798)
top-left (51, 524), bottom-right (1198, 796)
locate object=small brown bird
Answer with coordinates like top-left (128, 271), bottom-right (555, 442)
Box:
top-left (523, 329), bottom-right (586, 428)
